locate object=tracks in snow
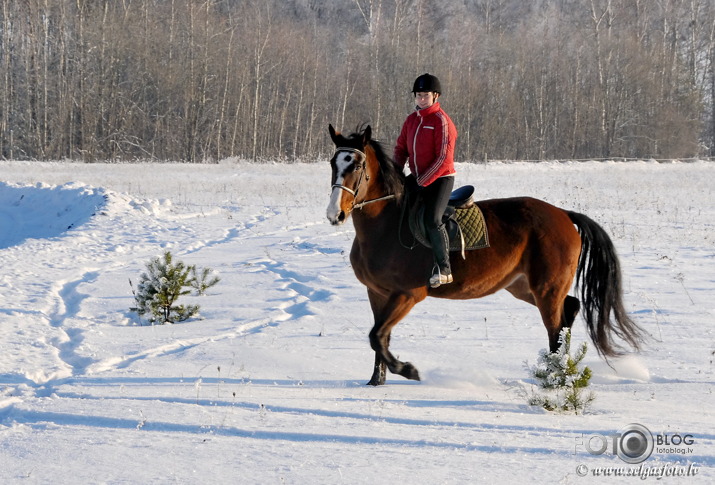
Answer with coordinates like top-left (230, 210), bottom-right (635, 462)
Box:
top-left (17, 201), bottom-right (344, 387)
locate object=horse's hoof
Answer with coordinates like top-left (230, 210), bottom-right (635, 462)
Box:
top-left (367, 370), bottom-right (386, 386)
top-left (401, 362), bottom-right (421, 381)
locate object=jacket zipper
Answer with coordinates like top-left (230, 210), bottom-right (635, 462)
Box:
top-left (412, 114), bottom-right (423, 181)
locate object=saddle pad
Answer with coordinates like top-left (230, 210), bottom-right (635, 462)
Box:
top-left (409, 204), bottom-right (490, 252)
top-left (454, 204), bottom-right (490, 250)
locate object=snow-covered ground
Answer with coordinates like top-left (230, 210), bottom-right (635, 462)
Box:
top-left (0, 159), bottom-right (712, 484)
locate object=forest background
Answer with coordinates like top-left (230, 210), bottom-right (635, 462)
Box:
top-left (2, 0), bottom-right (715, 163)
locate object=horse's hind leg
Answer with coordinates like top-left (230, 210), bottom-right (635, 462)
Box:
top-left (540, 295), bottom-right (581, 353)
top-left (530, 271), bottom-right (581, 352)
top-left (506, 276), bottom-right (578, 352)
top-left (367, 289), bottom-right (422, 386)
top-left (534, 295), bottom-right (569, 353)
top-left (507, 275), bottom-right (580, 353)
top-left (562, 295), bottom-right (580, 330)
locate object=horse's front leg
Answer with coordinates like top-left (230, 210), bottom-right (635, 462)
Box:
top-left (366, 290), bottom-right (421, 386)
top-left (368, 353), bottom-right (387, 386)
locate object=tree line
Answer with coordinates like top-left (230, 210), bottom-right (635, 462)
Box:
top-left (2, 0), bottom-right (715, 162)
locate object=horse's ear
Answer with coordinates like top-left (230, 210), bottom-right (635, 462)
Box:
top-left (329, 124), bottom-right (339, 145)
top-left (362, 125), bottom-right (372, 146)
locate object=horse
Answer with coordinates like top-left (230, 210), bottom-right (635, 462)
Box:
top-left (326, 124), bottom-right (645, 386)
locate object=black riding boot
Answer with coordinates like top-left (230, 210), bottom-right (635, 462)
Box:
top-left (427, 222), bottom-right (452, 288)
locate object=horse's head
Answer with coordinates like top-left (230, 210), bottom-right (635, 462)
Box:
top-left (326, 124), bottom-right (374, 225)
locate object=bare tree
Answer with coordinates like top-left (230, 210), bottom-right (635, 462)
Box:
top-left (0, 0), bottom-right (712, 161)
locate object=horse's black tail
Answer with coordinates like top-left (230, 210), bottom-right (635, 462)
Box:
top-left (568, 211), bottom-right (645, 357)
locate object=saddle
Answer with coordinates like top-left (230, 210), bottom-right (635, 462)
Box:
top-left (407, 185), bottom-right (490, 258)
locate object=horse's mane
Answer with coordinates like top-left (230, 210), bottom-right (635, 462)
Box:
top-left (349, 125), bottom-right (405, 203)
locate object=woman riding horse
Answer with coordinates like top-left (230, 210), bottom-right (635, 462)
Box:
top-left (394, 73), bottom-right (457, 288)
top-left (326, 124), bottom-right (645, 386)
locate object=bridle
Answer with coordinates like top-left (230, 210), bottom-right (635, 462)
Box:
top-left (331, 147), bottom-right (395, 211)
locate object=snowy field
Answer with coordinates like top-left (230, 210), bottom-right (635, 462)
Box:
top-left (0, 159), bottom-right (713, 484)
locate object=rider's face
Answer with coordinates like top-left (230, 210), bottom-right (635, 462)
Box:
top-left (415, 92), bottom-right (438, 109)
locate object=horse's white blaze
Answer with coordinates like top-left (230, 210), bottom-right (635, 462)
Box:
top-left (326, 152), bottom-right (357, 224)
top-left (326, 186), bottom-right (344, 223)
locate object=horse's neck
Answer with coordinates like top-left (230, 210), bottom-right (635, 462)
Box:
top-left (352, 198), bottom-right (402, 243)
top-left (352, 162), bottom-right (404, 241)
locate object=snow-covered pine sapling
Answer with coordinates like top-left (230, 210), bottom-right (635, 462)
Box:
top-left (526, 328), bottom-right (595, 414)
top-left (191, 266), bottom-right (220, 295)
top-left (130, 251), bottom-right (203, 324)
top-left (131, 251), bottom-right (198, 324)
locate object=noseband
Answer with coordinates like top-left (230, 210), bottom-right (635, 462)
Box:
top-left (331, 147), bottom-right (395, 211)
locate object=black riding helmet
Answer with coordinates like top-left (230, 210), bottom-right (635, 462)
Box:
top-left (412, 73), bottom-right (441, 94)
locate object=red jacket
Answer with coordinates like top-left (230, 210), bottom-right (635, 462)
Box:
top-left (394, 101), bottom-right (457, 187)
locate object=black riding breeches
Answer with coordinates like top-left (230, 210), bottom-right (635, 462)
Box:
top-left (421, 176), bottom-right (454, 273)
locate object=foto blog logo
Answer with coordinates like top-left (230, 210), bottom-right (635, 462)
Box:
top-left (582, 423), bottom-right (655, 464)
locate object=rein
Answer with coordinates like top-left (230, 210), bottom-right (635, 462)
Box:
top-left (353, 194), bottom-right (396, 210)
top-left (332, 147), bottom-right (396, 211)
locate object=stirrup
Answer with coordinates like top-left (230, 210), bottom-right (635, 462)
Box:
top-left (429, 269), bottom-right (453, 288)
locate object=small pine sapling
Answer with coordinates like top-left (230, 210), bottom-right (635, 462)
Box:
top-left (526, 328), bottom-right (595, 414)
top-left (130, 251), bottom-right (210, 324)
top-left (191, 266), bottom-right (220, 295)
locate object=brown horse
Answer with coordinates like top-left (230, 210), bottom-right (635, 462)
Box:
top-left (326, 124), bottom-right (645, 386)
